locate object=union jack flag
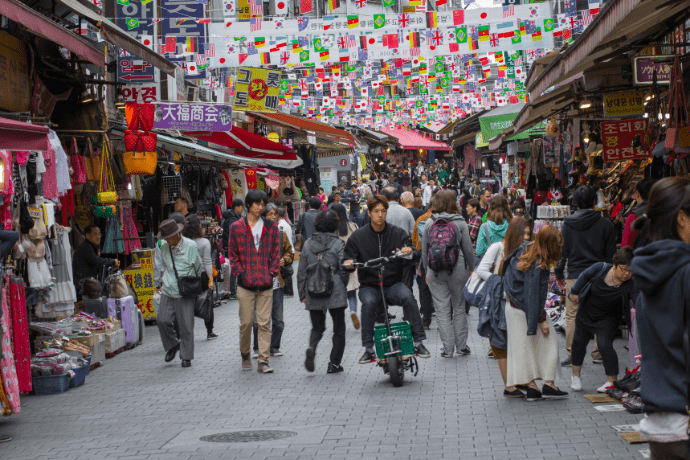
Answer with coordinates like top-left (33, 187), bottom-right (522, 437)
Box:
top-left (280, 51), bottom-right (290, 65)
top-left (398, 13), bottom-right (409, 28)
top-left (250, 17), bottom-right (261, 32)
top-left (250, 0), bottom-right (262, 15)
top-left (503, 5), bottom-right (513, 17)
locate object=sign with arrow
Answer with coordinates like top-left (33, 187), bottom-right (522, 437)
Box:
top-left (115, 0), bottom-right (156, 83)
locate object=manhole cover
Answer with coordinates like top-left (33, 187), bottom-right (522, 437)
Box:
top-left (200, 431), bottom-right (298, 443)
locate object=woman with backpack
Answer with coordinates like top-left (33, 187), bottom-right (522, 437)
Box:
top-left (331, 203), bottom-right (360, 330)
top-left (502, 225), bottom-right (569, 402)
top-left (475, 195), bottom-right (513, 258)
top-left (298, 209), bottom-right (350, 374)
top-left (421, 190), bottom-right (475, 357)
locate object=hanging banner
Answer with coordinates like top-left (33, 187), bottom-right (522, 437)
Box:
top-left (601, 119), bottom-right (649, 162)
top-left (161, 0), bottom-right (206, 78)
top-left (115, 0), bottom-right (157, 83)
top-left (245, 168), bottom-right (258, 189)
top-left (603, 91), bottom-right (644, 117)
top-left (153, 104), bottom-right (233, 130)
top-left (233, 67), bottom-right (282, 112)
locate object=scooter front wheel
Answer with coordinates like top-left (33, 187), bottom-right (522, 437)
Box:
top-left (388, 355), bottom-right (404, 387)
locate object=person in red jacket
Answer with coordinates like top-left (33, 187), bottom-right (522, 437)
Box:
top-left (621, 178), bottom-right (655, 249)
top-left (229, 189), bottom-right (280, 374)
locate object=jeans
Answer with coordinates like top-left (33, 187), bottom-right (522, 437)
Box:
top-left (253, 288), bottom-right (284, 351)
top-left (358, 282), bottom-right (426, 347)
top-left (416, 265), bottom-right (433, 326)
top-left (347, 290), bottom-right (357, 313)
top-left (309, 307), bottom-right (346, 365)
top-left (350, 209), bottom-right (360, 223)
top-left (571, 317), bottom-right (619, 376)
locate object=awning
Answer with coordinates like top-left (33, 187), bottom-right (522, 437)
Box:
top-left (0, 0), bottom-right (104, 67)
top-left (251, 112), bottom-right (354, 143)
top-left (479, 103), bottom-right (526, 142)
top-left (185, 128), bottom-right (303, 169)
top-left (0, 117), bottom-right (49, 151)
top-left (153, 134), bottom-right (259, 164)
top-left (55, 0), bottom-right (177, 76)
top-left (380, 127), bottom-right (451, 151)
top-left (511, 83), bottom-right (577, 136)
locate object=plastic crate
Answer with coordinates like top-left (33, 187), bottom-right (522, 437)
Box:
top-left (69, 364), bottom-right (89, 388)
top-left (374, 321), bottom-right (415, 359)
top-left (84, 356), bottom-right (92, 375)
top-left (32, 373), bottom-right (70, 395)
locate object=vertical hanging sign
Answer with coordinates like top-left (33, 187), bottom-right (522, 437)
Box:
top-left (115, 0), bottom-right (157, 83)
top-left (160, 0), bottom-right (207, 79)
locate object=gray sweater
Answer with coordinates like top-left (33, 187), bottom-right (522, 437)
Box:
top-left (421, 212), bottom-right (474, 274)
top-left (193, 237), bottom-right (214, 277)
top-left (385, 202), bottom-right (416, 236)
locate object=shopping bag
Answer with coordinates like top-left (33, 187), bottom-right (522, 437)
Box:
top-left (194, 289), bottom-right (213, 322)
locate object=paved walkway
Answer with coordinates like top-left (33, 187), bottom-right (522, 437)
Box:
top-left (1, 276), bottom-right (646, 459)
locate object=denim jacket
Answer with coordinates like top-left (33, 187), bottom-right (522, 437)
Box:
top-left (476, 274), bottom-right (507, 349)
top-left (502, 242), bottom-right (550, 336)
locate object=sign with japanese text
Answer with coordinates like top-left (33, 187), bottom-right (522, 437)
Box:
top-left (634, 56), bottom-right (673, 85)
top-left (122, 84), bottom-right (160, 103)
top-left (603, 91), bottom-right (644, 117)
top-left (115, 0), bottom-right (156, 83)
top-left (601, 119), bottom-right (649, 162)
top-left (153, 104), bottom-right (233, 131)
top-left (233, 67), bottom-right (282, 112)
top-left (123, 268), bottom-right (155, 320)
top-left (161, 0), bottom-right (206, 79)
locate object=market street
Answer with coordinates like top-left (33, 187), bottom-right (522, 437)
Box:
top-left (1, 278), bottom-right (645, 460)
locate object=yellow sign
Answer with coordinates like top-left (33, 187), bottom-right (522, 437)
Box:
top-left (360, 153), bottom-right (367, 170)
top-left (603, 91), bottom-right (645, 117)
top-left (267, 131), bottom-right (280, 143)
top-left (123, 256), bottom-right (155, 320)
top-left (238, 0), bottom-right (250, 20)
top-left (475, 132), bottom-right (488, 148)
top-left (233, 67), bottom-right (281, 112)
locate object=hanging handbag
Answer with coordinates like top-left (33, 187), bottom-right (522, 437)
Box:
top-left (85, 138), bottom-right (98, 182)
top-left (169, 245), bottom-right (204, 298)
top-left (123, 134), bottom-right (158, 175)
top-left (97, 138), bottom-right (118, 204)
top-left (279, 230), bottom-right (294, 279)
top-left (194, 289), bottom-right (213, 322)
top-left (95, 205), bottom-right (116, 218)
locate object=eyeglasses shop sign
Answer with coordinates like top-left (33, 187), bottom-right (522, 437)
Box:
top-left (153, 104), bottom-right (233, 131)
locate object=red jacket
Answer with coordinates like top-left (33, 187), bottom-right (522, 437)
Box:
top-left (229, 217), bottom-right (280, 291)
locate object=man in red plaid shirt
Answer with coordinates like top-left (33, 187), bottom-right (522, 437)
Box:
top-left (229, 189), bottom-right (281, 373)
top-left (465, 198), bottom-right (483, 257)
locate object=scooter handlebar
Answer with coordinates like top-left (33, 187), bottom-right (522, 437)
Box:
top-left (349, 251), bottom-right (406, 269)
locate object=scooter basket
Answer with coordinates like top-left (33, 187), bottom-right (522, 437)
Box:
top-left (374, 321), bottom-right (415, 358)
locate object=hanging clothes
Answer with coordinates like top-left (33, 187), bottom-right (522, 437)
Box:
top-left (46, 228), bottom-right (77, 305)
top-left (42, 138), bottom-right (59, 200)
top-left (48, 131), bottom-right (72, 196)
top-left (9, 278), bottom-right (30, 393)
top-left (120, 202), bottom-right (142, 255)
top-left (0, 284), bottom-right (20, 415)
top-left (103, 211), bottom-right (124, 254)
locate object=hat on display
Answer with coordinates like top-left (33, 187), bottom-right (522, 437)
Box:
top-left (157, 218), bottom-right (184, 240)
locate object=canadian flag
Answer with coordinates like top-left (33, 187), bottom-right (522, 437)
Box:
top-left (273, 0), bottom-right (287, 15)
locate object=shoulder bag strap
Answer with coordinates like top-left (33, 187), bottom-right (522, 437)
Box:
top-left (169, 245), bottom-right (180, 281)
top-left (484, 223), bottom-right (491, 242)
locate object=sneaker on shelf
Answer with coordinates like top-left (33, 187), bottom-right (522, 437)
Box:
top-left (592, 357), bottom-right (604, 364)
top-left (241, 353), bottom-right (251, 371)
top-left (415, 343), bottom-right (431, 358)
top-left (561, 358), bottom-right (572, 367)
top-left (207, 332), bottom-right (219, 340)
top-left (327, 362), bottom-right (344, 374)
top-left (270, 349), bottom-right (283, 357)
top-left (252, 350), bottom-right (259, 359)
top-left (457, 346), bottom-right (471, 355)
top-left (257, 363), bottom-right (274, 374)
top-left (359, 350), bottom-right (375, 364)
top-left (597, 381), bottom-right (616, 393)
top-left (351, 312), bottom-right (360, 330)
top-left (571, 376), bottom-right (583, 392)
top-left (542, 384), bottom-right (569, 399)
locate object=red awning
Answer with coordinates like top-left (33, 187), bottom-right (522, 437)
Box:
top-left (0, 117), bottom-right (49, 151)
top-left (0, 0), bottom-right (104, 68)
top-left (381, 127), bottom-right (452, 151)
top-left (185, 127), bottom-right (303, 169)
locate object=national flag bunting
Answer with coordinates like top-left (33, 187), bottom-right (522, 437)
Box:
top-left (186, 37), bottom-right (198, 53)
top-left (260, 52), bottom-right (270, 64)
top-left (426, 12), bottom-right (437, 28)
top-left (347, 15), bottom-right (359, 28)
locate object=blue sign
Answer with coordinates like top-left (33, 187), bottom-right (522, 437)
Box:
top-left (115, 0), bottom-right (156, 83)
top-left (160, 0), bottom-right (207, 79)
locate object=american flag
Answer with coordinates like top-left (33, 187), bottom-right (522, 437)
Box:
top-left (250, 0), bottom-right (262, 15)
top-left (503, 5), bottom-right (514, 17)
top-left (204, 43), bottom-right (215, 57)
top-left (196, 54), bottom-right (208, 65)
top-left (581, 9), bottom-right (595, 26)
top-left (347, 34), bottom-right (356, 48)
top-left (250, 17), bottom-right (261, 32)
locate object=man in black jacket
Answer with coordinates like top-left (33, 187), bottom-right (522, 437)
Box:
top-left (296, 197), bottom-right (322, 242)
top-left (344, 195), bottom-right (430, 363)
top-left (73, 225), bottom-right (119, 295)
top-left (556, 185), bottom-right (616, 366)
top-left (223, 199), bottom-right (244, 299)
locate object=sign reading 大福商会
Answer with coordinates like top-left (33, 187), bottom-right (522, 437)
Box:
top-left (153, 104), bottom-right (233, 131)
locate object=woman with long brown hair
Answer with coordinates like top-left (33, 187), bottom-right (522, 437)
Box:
top-left (476, 217), bottom-right (531, 397)
top-left (502, 225), bottom-right (569, 401)
top-left (475, 194), bottom-right (513, 257)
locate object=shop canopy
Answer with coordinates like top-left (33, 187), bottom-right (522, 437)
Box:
top-left (155, 133), bottom-right (259, 165)
top-left (0, 117), bottom-right (49, 151)
top-left (251, 112), bottom-right (354, 143)
top-left (185, 127), bottom-right (303, 169)
top-left (380, 127), bottom-right (451, 151)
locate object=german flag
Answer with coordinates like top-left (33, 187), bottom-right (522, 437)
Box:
top-left (347, 15), bottom-right (358, 28)
top-left (260, 52), bottom-right (270, 64)
top-left (478, 25), bottom-right (489, 41)
top-left (327, 0), bottom-right (340, 10)
top-left (409, 32), bottom-right (420, 48)
top-left (359, 35), bottom-right (368, 50)
top-left (186, 37), bottom-right (198, 53)
top-left (468, 39), bottom-right (478, 51)
top-left (426, 12), bottom-right (437, 28)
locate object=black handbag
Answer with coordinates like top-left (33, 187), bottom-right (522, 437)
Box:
top-left (169, 246), bottom-right (204, 298)
top-left (194, 289), bottom-right (213, 322)
top-left (279, 230), bottom-right (294, 279)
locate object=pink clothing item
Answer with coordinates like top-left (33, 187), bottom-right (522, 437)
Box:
top-left (222, 171), bottom-right (233, 205)
top-left (10, 280), bottom-right (30, 393)
top-left (317, 193), bottom-right (327, 204)
top-left (621, 212), bottom-right (639, 248)
top-left (15, 151), bottom-right (29, 165)
top-left (1, 285), bottom-right (20, 414)
top-left (120, 205), bottom-right (142, 254)
top-left (42, 145), bottom-right (59, 199)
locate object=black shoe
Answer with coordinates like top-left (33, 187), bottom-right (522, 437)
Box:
top-left (618, 371), bottom-right (641, 393)
top-left (525, 387), bottom-right (542, 402)
top-left (327, 362), bottom-right (344, 374)
top-left (516, 384), bottom-right (530, 392)
top-left (457, 346), bottom-right (471, 355)
top-left (165, 344), bottom-right (180, 362)
top-left (542, 384), bottom-right (569, 399)
top-left (359, 350), bottom-right (375, 364)
top-left (305, 348), bottom-right (315, 372)
top-left (0, 434), bottom-right (11, 443)
top-left (270, 349), bottom-right (284, 357)
top-left (181, 359), bottom-right (191, 368)
top-left (440, 349), bottom-right (453, 358)
top-left (415, 343), bottom-right (431, 358)
top-left (207, 332), bottom-right (219, 340)
top-left (561, 358), bottom-right (572, 367)
top-left (504, 389), bottom-right (525, 398)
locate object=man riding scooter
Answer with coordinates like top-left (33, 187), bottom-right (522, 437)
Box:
top-left (343, 195), bottom-right (431, 363)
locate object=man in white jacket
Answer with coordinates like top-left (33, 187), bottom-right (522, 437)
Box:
top-left (422, 179), bottom-right (438, 209)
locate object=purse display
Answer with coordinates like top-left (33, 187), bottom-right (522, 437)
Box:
top-left (97, 137), bottom-right (118, 205)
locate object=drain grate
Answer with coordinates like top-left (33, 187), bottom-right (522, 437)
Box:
top-left (200, 431), bottom-right (298, 443)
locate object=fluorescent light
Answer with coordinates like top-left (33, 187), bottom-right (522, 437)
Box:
top-left (580, 100), bottom-right (591, 109)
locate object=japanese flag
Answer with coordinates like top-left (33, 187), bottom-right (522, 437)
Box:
top-left (272, 0), bottom-right (287, 15)
top-left (140, 35), bottom-right (153, 49)
top-left (185, 62), bottom-right (199, 75)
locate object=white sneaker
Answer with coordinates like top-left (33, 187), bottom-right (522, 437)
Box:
top-left (571, 376), bottom-right (583, 392)
top-left (597, 382), bottom-right (615, 393)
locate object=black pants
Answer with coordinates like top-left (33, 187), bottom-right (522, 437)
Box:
top-left (309, 307), bottom-right (346, 365)
top-left (205, 309), bottom-right (214, 335)
top-left (283, 273), bottom-right (294, 296)
top-left (416, 265), bottom-right (433, 326)
top-left (229, 274), bottom-right (237, 296)
top-left (571, 317), bottom-right (619, 376)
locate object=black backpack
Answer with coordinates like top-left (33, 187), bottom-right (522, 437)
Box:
top-left (306, 241), bottom-right (336, 298)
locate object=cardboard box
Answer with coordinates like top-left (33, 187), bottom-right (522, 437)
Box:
top-left (91, 341), bottom-right (106, 365)
top-left (104, 332), bottom-right (118, 354)
top-left (116, 329), bottom-right (126, 350)
top-left (69, 333), bottom-right (105, 348)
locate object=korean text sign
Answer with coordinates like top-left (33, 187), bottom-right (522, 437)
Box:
top-left (603, 91), bottom-right (644, 117)
top-left (601, 119), bottom-right (649, 162)
top-left (115, 0), bottom-right (156, 83)
top-left (154, 104), bottom-right (233, 131)
top-left (233, 67), bottom-right (282, 112)
top-left (160, 0), bottom-right (206, 78)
